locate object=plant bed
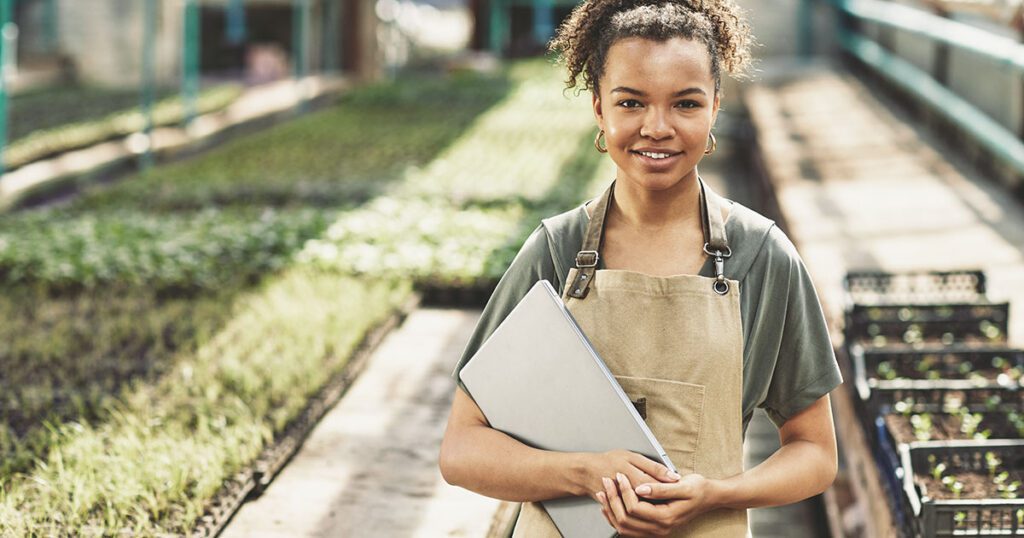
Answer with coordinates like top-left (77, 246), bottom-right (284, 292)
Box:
top-left (844, 302), bottom-right (1009, 349)
top-left (886, 410), bottom-right (1024, 444)
top-left (900, 440), bottom-right (1024, 536)
top-left (5, 85), bottom-right (242, 171)
top-left (852, 344), bottom-right (1024, 431)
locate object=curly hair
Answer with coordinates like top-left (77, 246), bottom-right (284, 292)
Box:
top-left (548, 0), bottom-right (754, 95)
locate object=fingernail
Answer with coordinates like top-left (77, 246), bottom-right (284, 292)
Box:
top-left (602, 476), bottom-right (612, 487)
top-left (596, 491), bottom-right (606, 500)
top-left (616, 472), bottom-right (626, 482)
top-left (668, 471), bottom-right (681, 480)
top-left (636, 485), bottom-right (652, 495)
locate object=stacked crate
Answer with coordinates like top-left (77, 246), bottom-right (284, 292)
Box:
top-left (843, 270), bottom-right (1024, 537)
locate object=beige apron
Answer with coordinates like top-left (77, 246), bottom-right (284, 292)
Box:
top-left (512, 178), bottom-right (748, 537)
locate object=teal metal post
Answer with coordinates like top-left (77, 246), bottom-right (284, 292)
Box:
top-left (44, 0), bottom-right (58, 53)
top-left (183, 0), bottom-right (200, 128)
top-left (293, 0), bottom-right (310, 111)
top-left (141, 0), bottom-right (157, 170)
top-left (799, 0), bottom-right (814, 60)
top-left (489, 0), bottom-right (506, 55)
top-left (0, 0), bottom-right (11, 179)
top-left (227, 0), bottom-right (246, 45)
top-left (533, 0), bottom-right (553, 48)
top-left (323, 0), bottom-right (339, 73)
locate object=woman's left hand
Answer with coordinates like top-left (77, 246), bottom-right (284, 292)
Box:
top-left (595, 471), bottom-right (718, 537)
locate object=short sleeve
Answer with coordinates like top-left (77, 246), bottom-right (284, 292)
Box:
top-left (759, 227), bottom-right (844, 428)
top-left (451, 224), bottom-right (558, 395)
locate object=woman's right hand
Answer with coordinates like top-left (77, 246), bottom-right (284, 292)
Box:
top-left (578, 449), bottom-right (680, 501)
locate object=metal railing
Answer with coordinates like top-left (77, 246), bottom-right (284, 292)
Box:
top-left (828, 0), bottom-right (1024, 180)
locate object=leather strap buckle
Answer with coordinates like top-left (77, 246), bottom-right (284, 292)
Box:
top-left (576, 250), bottom-right (599, 268)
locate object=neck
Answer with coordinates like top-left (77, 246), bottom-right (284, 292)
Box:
top-left (610, 173), bottom-right (702, 231)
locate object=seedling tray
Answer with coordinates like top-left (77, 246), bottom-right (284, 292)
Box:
top-left (844, 270), bottom-right (988, 306)
top-left (845, 302), bottom-right (1010, 349)
top-left (900, 440), bottom-right (1024, 536)
top-left (852, 345), bottom-right (1024, 428)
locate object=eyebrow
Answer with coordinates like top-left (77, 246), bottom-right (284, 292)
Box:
top-left (610, 86), bottom-right (707, 97)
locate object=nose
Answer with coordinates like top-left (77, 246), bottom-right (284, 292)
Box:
top-left (639, 107), bottom-right (673, 140)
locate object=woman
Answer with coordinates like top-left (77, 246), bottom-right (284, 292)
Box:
top-left (439, 0), bottom-right (842, 536)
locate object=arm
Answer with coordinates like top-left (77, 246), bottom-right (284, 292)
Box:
top-left (596, 394), bottom-right (837, 537)
top-left (438, 387), bottom-right (680, 503)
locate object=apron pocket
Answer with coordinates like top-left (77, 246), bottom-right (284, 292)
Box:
top-left (614, 375), bottom-right (705, 476)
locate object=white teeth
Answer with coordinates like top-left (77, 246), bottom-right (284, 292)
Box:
top-left (638, 151), bottom-right (671, 159)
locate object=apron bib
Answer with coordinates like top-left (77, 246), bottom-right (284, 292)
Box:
top-left (512, 178), bottom-right (748, 537)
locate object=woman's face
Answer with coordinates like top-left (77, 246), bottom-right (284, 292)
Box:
top-left (593, 36), bottom-right (720, 192)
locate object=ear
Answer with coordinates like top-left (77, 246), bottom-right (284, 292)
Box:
top-left (591, 90), bottom-right (605, 131)
top-left (711, 92), bottom-right (721, 127)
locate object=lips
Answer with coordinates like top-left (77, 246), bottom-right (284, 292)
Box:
top-left (630, 148), bottom-right (682, 169)
top-left (631, 149), bottom-right (681, 159)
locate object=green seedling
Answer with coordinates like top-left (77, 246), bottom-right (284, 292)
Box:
top-left (985, 452), bottom-right (1002, 478)
top-left (942, 475), bottom-right (964, 498)
top-left (962, 413), bottom-right (988, 441)
top-left (953, 511), bottom-right (967, 527)
top-left (985, 394), bottom-right (1002, 412)
top-left (930, 461), bottom-right (948, 481)
top-left (957, 361), bottom-right (974, 375)
top-left (911, 413), bottom-right (933, 442)
top-left (876, 361), bottom-right (897, 381)
top-left (993, 356), bottom-right (1009, 369)
top-left (894, 400), bottom-right (913, 415)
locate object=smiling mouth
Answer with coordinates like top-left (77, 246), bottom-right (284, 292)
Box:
top-left (631, 150), bottom-right (681, 160)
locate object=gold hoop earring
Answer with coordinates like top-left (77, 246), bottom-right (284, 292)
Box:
top-left (594, 129), bottom-right (608, 153)
top-left (704, 132), bottom-right (717, 155)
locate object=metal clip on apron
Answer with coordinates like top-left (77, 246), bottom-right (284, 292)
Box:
top-left (513, 179), bottom-right (748, 538)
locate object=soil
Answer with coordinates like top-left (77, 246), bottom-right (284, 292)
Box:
top-left (886, 413), bottom-right (1023, 443)
top-left (918, 468), bottom-right (1024, 500)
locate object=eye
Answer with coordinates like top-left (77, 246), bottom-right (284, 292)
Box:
top-left (676, 100), bottom-right (701, 109)
top-left (616, 99), bottom-right (643, 108)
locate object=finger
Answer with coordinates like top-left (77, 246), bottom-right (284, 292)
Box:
top-left (603, 476), bottom-right (628, 523)
top-left (596, 492), bottom-right (617, 528)
top-left (608, 475), bottom-right (670, 536)
top-left (616, 472), bottom-right (641, 515)
top-left (629, 453), bottom-right (681, 483)
top-left (635, 480), bottom-right (692, 501)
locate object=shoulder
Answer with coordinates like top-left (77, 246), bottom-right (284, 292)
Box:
top-left (538, 204), bottom-right (589, 279)
top-left (723, 201), bottom-right (784, 280)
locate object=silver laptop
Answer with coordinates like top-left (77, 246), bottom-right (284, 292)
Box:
top-left (459, 279), bottom-right (676, 538)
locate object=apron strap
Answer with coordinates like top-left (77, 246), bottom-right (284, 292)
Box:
top-left (700, 177), bottom-right (733, 295)
top-left (567, 180), bottom-right (614, 299)
top-left (569, 177), bottom-right (732, 299)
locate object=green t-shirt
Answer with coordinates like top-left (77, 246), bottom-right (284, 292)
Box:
top-left (452, 196), bottom-right (843, 435)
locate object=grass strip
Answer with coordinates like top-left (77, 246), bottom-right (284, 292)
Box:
top-left (298, 59), bottom-right (608, 288)
top-left (0, 208), bottom-right (329, 293)
top-left (72, 71), bottom-right (512, 212)
top-left (5, 85), bottom-right (243, 170)
top-left (0, 270), bottom-right (412, 535)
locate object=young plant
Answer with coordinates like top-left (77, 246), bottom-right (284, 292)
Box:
top-left (994, 472), bottom-right (1020, 500)
top-left (962, 413), bottom-right (990, 441)
top-left (929, 455), bottom-right (948, 481)
top-left (942, 475), bottom-right (965, 498)
top-left (876, 361), bottom-right (897, 381)
top-left (985, 452), bottom-right (1002, 478)
top-left (911, 413), bottom-right (933, 442)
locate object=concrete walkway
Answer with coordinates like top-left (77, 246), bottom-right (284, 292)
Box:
top-left (221, 308), bottom-right (502, 538)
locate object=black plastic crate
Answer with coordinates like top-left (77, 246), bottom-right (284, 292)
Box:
top-left (844, 270), bottom-right (988, 306)
top-left (852, 345), bottom-right (1024, 429)
top-left (900, 440), bottom-right (1024, 536)
top-left (875, 416), bottom-right (914, 537)
top-left (845, 302), bottom-right (1010, 349)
